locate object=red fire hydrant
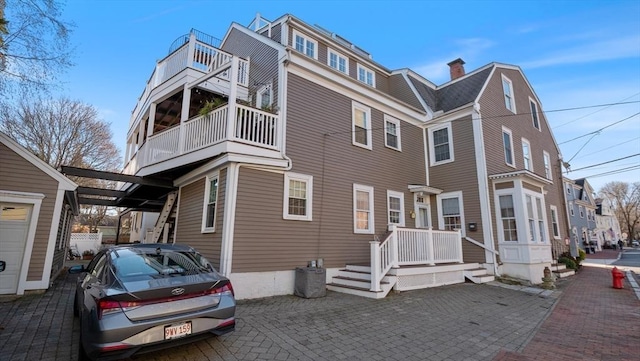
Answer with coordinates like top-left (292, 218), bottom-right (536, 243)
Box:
top-left (611, 267), bottom-right (624, 289)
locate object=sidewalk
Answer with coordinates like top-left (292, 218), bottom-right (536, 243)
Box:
top-left (494, 251), bottom-right (640, 361)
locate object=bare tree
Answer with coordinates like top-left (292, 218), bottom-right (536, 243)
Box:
top-left (599, 181), bottom-right (640, 242)
top-left (0, 97), bottom-right (121, 171)
top-left (0, 0), bottom-right (73, 97)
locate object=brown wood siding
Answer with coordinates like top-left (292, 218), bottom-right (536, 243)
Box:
top-left (231, 73), bottom-right (427, 272)
top-left (495, 181), bottom-right (514, 190)
top-left (480, 67), bottom-right (570, 245)
top-left (174, 168), bottom-right (226, 270)
top-left (427, 116), bottom-right (485, 263)
top-left (389, 74), bottom-right (422, 110)
top-left (222, 29), bottom-right (280, 108)
top-left (0, 143), bottom-right (59, 281)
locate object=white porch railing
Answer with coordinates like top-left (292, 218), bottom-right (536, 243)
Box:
top-left (370, 226), bottom-right (463, 292)
top-left (127, 103), bottom-right (279, 170)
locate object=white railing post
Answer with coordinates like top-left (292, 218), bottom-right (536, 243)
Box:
top-left (178, 84), bottom-right (190, 154)
top-left (369, 240), bottom-right (381, 292)
top-left (457, 229), bottom-right (464, 263)
top-left (427, 227), bottom-right (435, 266)
top-left (187, 32), bottom-right (196, 69)
top-left (391, 225), bottom-right (399, 268)
top-left (227, 56), bottom-right (239, 141)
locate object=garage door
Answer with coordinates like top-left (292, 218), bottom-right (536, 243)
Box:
top-left (0, 203), bottom-right (32, 294)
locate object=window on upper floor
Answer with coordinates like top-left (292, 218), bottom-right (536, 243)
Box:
top-left (550, 205), bottom-right (560, 239)
top-left (566, 184), bottom-right (572, 195)
top-left (579, 205), bottom-right (584, 218)
top-left (429, 123), bottom-right (454, 166)
top-left (257, 84), bottom-right (272, 110)
top-left (569, 202), bottom-right (575, 216)
top-left (530, 98), bottom-right (540, 130)
top-left (328, 49), bottom-right (348, 74)
top-left (522, 138), bottom-right (532, 171)
top-left (202, 173), bottom-right (219, 232)
top-left (352, 102), bottom-right (372, 150)
top-left (357, 64), bottom-right (375, 87)
top-left (293, 30), bottom-right (317, 59)
top-left (502, 127), bottom-right (515, 167)
top-left (354, 184), bottom-right (374, 234)
top-left (502, 75), bottom-right (515, 112)
top-left (384, 115), bottom-right (401, 151)
top-left (283, 173), bottom-right (313, 221)
top-left (543, 151), bottom-right (552, 179)
top-left (387, 190), bottom-right (405, 227)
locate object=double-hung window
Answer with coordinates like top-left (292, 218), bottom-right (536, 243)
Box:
top-left (293, 30), bottom-right (317, 59)
top-left (387, 190), bottom-right (405, 227)
top-left (543, 151), bottom-right (552, 179)
top-left (579, 205), bottom-right (584, 218)
top-left (502, 75), bottom-right (515, 112)
top-left (354, 184), bottom-right (374, 234)
top-left (522, 138), bottom-right (532, 171)
top-left (328, 49), bottom-right (348, 74)
top-left (502, 127), bottom-right (514, 167)
top-left (202, 174), bottom-right (219, 232)
top-left (437, 192), bottom-right (463, 232)
top-left (283, 173), bottom-right (313, 221)
top-left (352, 102), bottom-right (372, 149)
top-left (499, 195), bottom-right (518, 241)
top-left (530, 98), bottom-right (540, 130)
top-left (357, 64), bottom-right (375, 87)
top-left (257, 84), bottom-right (272, 109)
top-left (550, 205), bottom-right (560, 239)
top-left (429, 123), bottom-right (453, 165)
top-left (384, 115), bottom-right (401, 151)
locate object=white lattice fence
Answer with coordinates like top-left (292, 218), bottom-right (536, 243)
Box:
top-left (70, 233), bottom-right (102, 257)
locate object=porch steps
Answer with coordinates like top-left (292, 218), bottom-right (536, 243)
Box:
top-left (463, 267), bottom-right (495, 284)
top-left (551, 262), bottom-right (575, 278)
top-left (326, 265), bottom-right (396, 299)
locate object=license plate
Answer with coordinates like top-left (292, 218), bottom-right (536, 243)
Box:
top-left (164, 321), bottom-right (192, 340)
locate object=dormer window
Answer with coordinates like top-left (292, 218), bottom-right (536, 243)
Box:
top-left (357, 64), bottom-right (375, 87)
top-left (293, 30), bottom-right (317, 59)
top-left (328, 49), bottom-right (348, 74)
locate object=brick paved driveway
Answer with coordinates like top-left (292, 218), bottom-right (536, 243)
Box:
top-left (0, 271), bottom-right (558, 361)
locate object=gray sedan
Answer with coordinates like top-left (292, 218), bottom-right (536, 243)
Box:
top-left (69, 243), bottom-right (235, 361)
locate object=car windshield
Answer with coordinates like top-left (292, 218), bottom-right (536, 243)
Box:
top-left (111, 247), bottom-right (214, 279)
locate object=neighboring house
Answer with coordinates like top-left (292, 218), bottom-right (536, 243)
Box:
top-left (594, 197), bottom-right (622, 247)
top-left (109, 13), bottom-right (569, 299)
top-left (0, 132), bottom-right (78, 295)
top-left (564, 178), bottom-right (598, 252)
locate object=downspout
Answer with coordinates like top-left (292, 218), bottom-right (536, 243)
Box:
top-left (471, 103), bottom-right (499, 276)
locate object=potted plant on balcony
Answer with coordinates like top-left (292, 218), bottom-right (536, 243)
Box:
top-left (82, 249), bottom-right (95, 260)
top-left (198, 97), bottom-right (227, 116)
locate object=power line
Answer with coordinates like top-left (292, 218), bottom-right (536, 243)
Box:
top-left (575, 137), bottom-right (640, 160)
top-left (558, 112), bottom-right (640, 145)
top-left (564, 153), bottom-right (640, 173)
top-left (552, 92), bottom-right (640, 129)
top-left (577, 165), bottom-right (640, 179)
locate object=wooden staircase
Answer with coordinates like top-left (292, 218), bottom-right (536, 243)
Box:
top-left (150, 191), bottom-right (178, 243)
top-left (326, 265), bottom-right (397, 299)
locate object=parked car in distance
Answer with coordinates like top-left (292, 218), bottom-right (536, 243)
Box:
top-left (632, 240), bottom-right (639, 247)
top-left (69, 243), bottom-right (235, 361)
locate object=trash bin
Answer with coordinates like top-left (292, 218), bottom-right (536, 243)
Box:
top-left (294, 267), bottom-right (326, 298)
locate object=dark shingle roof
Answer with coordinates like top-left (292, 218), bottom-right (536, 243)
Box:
top-left (408, 75), bottom-right (437, 110)
top-left (435, 66), bottom-right (493, 112)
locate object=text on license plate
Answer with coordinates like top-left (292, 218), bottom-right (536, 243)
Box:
top-left (164, 321), bottom-right (192, 340)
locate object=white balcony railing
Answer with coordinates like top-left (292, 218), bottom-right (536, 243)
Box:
top-left (125, 103), bottom-right (279, 173)
top-left (370, 226), bottom-right (463, 292)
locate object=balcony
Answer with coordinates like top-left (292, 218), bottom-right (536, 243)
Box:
top-left (124, 103), bottom-right (279, 175)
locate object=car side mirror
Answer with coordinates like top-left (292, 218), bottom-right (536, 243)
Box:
top-left (68, 265), bottom-right (86, 274)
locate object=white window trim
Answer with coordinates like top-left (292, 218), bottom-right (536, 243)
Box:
top-left (292, 29), bottom-right (318, 60)
top-left (494, 190), bottom-right (519, 243)
top-left (579, 205), bottom-right (584, 218)
top-left (384, 115), bottom-right (402, 151)
top-left (357, 63), bottom-right (375, 87)
top-left (352, 101), bottom-right (372, 150)
top-left (201, 173), bottom-right (219, 233)
top-left (256, 83), bottom-right (273, 109)
top-left (428, 122), bottom-right (454, 166)
top-left (529, 97), bottom-right (541, 131)
top-left (327, 48), bottom-right (349, 74)
top-left (283, 172), bottom-right (313, 221)
top-left (570, 202), bottom-right (575, 216)
top-left (436, 191), bottom-right (465, 236)
top-left (353, 184), bottom-right (375, 234)
top-left (522, 138), bottom-right (533, 171)
top-left (543, 151), bottom-right (552, 180)
top-left (386, 190), bottom-right (405, 228)
top-left (550, 205), bottom-right (561, 239)
top-left (502, 126), bottom-right (515, 168)
top-left (502, 74), bottom-right (516, 113)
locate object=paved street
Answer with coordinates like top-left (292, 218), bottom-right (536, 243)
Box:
top-left (1, 252), bottom-right (638, 361)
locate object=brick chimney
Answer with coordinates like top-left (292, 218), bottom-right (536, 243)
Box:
top-left (447, 58), bottom-right (466, 80)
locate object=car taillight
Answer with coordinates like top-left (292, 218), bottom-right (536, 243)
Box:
top-left (208, 282), bottom-right (234, 297)
top-left (97, 299), bottom-right (122, 319)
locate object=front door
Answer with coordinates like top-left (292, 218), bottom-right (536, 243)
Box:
top-left (415, 195), bottom-right (431, 228)
top-left (0, 203), bottom-right (32, 294)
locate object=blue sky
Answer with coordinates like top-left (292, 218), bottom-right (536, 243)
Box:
top-left (58, 0), bottom-right (640, 192)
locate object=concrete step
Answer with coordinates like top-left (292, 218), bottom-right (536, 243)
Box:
top-left (464, 268), bottom-right (495, 284)
top-left (552, 268), bottom-right (575, 278)
top-left (326, 283), bottom-right (389, 299)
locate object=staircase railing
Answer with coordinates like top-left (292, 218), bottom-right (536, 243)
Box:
top-left (370, 226), bottom-right (463, 292)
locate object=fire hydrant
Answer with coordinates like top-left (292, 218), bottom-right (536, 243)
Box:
top-left (611, 267), bottom-right (624, 289)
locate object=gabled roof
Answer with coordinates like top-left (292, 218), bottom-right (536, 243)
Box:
top-left (0, 131), bottom-right (77, 191)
